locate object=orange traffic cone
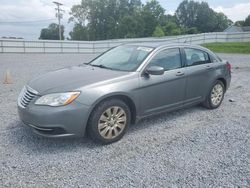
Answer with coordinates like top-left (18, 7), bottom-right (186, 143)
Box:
top-left (3, 69), bottom-right (13, 84)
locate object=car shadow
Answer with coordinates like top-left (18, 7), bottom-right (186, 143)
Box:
top-left (129, 105), bottom-right (206, 132)
top-left (6, 121), bottom-right (100, 154)
top-left (7, 105), bottom-right (206, 153)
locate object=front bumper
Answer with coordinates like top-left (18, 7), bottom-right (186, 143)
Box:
top-left (18, 100), bottom-right (91, 138)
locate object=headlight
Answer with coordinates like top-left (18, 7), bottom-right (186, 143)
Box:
top-left (35, 91), bottom-right (80, 107)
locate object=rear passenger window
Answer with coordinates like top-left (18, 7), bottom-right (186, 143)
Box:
top-left (149, 48), bottom-right (182, 71)
top-left (184, 48), bottom-right (211, 66)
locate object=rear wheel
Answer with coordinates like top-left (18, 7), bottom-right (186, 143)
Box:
top-left (87, 99), bottom-right (130, 144)
top-left (203, 80), bottom-right (225, 109)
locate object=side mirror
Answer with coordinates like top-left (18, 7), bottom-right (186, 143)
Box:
top-left (145, 66), bottom-right (164, 75)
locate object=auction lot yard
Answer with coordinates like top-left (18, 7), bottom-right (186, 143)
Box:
top-left (0, 53), bottom-right (250, 187)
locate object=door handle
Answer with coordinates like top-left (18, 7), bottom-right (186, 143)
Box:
top-left (205, 65), bottom-right (213, 70)
top-left (176, 71), bottom-right (185, 76)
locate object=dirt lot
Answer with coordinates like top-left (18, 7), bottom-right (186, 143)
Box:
top-left (0, 53), bottom-right (249, 187)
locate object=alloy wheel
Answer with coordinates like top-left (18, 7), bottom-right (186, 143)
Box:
top-left (98, 106), bottom-right (127, 139)
top-left (211, 83), bottom-right (224, 106)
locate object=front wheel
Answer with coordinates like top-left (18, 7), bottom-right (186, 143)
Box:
top-left (87, 99), bottom-right (131, 144)
top-left (203, 80), bottom-right (225, 109)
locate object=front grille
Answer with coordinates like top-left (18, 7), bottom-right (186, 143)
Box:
top-left (19, 86), bottom-right (38, 108)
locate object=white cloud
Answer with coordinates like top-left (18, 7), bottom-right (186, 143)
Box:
top-left (0, 0), bottom-right (82, 23)
top-left (0, 0), bottom-right (54, 21)
top-left (1, 0), bottom-right (249, 39)
top-left (0, 0), bottom-right (81, 39)
top-left (166, 10), bottom-right (175, 16)
top-left (212, 3), bottom-right (250, 22)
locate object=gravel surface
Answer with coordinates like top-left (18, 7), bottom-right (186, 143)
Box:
top-left (0, 53), bottom-right (250, 187)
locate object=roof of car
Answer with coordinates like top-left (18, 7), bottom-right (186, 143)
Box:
top-left (124, 42), bottom-right (199, 48)
top-left (123, 42), bottom-right (213, 54)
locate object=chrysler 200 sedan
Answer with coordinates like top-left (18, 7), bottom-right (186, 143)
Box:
top-left (18, 43), bottom-right (231, 144)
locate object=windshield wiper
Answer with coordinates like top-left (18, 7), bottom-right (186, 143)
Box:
top-left (89, 64), bottom-right (113, 70)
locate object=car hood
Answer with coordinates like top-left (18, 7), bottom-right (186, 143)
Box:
top-left (28, 65), bottom-right (129, 94)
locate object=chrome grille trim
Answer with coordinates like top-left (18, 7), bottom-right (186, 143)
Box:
top-left (18, 86), bottom-right (38, 108)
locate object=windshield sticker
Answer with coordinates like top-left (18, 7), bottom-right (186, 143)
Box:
top-left (137, 47), bottom-right (153, 52)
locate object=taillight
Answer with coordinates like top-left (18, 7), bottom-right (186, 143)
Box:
top-left (226, 62), bottom-right (231, 72)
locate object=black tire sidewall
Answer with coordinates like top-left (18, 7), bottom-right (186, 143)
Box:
top-left (208, 80), bottom-right (225, 109)
top-left (87, 99), bottom-right (131, 144)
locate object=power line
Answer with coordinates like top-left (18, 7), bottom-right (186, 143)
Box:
top-left (0, 18), bottom-right (56, 24)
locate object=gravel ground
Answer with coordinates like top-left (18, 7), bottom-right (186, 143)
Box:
top-left (0, 53), bottom-right (249, 187)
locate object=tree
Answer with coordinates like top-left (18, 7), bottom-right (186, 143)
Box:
top-left (117, 1), bottom-right (145, 38)
top-left (68, 0), bottom-right (232, 40)
top-left (214, 12), bottom-right (232, 31)
top-left (69, 0), bottom-right (146, 40)
top-left (182, 27), bottom-right (198, 34)
top-left (195, 2), bottom-right (218, 32)
top-left (176, 0), bottom-right (231, 32)
top-left (141, 0), bottom-right (165, 37)
top-left (159, 14), bottom-right (184, 36)
top-left (235, 15), bottom-right (250, 27)
top-left (69, 4), bottom-right (87, 27)
top-left (234, 20), bottom-right (244, 27)
top-left (39, 23), bottom-right (64, 40)
top-left (69, 24), bottom-right (89, 40)
top-left (176, 0), bottom-right (199, 28)
top-left (152, 26), bottom-right (165, 37)
top-left (243, 14), bottom-right (250, 26)
top-left (118, 15), bottom-right (144, 38)
top-left (68, 0), bottom-right (166, 40)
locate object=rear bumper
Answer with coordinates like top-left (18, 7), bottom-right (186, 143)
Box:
top-left (225, 75), bottom-right (231, 91)
top-left (18, 101), bottom-right (91, 138)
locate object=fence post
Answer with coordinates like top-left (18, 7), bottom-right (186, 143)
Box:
top-left (43, 41), bottom-right (45, 53)
top-left (23, 41), bottom-right (26, 53)
top-left (60, 41), bottom-right (63, 53)
top-left (77, 42), bottom-right (80, 53)
top-left (203, 33), bottom-right (206, 44)
top-left (0, 40), bottom-right (3, 53)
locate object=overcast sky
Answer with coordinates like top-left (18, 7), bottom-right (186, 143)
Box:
top-left (0, 0), bottom-right (250, 40)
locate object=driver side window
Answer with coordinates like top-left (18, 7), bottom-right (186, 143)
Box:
top-left (148, 48), bottom-right (182, 71)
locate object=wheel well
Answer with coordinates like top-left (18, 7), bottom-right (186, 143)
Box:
top-left (217, 78), bottom-right (227, 89)
top-left (90, 95), bottom-right (137, 124)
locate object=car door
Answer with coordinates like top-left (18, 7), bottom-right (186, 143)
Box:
top-left (183, 48), bottom-right (215, 105)
top-left (138, 48), bottom-right (187, 116)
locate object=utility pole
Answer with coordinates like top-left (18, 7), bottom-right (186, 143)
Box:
top-left (53, 1), bottom-right (64, 40)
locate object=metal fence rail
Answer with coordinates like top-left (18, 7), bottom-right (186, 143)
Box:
top-left (1, 32), bottom-right (250, 54)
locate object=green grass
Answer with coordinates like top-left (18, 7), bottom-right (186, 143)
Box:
top-left (202, 42), bottom-right (250, 54)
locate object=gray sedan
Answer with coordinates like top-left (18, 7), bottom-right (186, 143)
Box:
top-left (18, 43), bottom-right (231, 144)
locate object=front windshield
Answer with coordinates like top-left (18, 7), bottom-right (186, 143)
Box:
top-left (89, 45), bottom-right (154, 71)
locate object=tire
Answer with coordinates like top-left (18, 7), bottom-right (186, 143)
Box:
top-left (203, 80), bottom-right (225, 109)
top-left (87, 99), bottom-right (131, 144)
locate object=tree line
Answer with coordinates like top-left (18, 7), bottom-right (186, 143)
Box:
top-left (39, 0), bottom-right (250, 41)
